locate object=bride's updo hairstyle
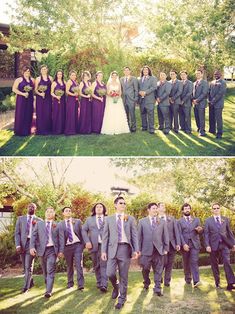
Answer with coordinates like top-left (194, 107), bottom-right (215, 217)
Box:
top-left (111, 71), bottom-right (118, 77)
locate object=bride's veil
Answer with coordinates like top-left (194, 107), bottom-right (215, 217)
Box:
top-left (107, 71), bottom-right (121, 90)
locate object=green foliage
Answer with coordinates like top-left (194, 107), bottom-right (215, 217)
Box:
top-left (0, 225), bottom-right (20, 269)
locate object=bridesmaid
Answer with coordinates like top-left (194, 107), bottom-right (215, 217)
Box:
top-left (51, 70), bottom-right (66, 135)
top-left (64, 70), bottom-right (79, 136)
top-left (91, 71), bottom-right (106, 133)
top-left (35, 65), bottom-right (53, 135)
top-left (78, 71), bottom-right (92, 134)
top-left (12, 66), bottom-right (34, 136)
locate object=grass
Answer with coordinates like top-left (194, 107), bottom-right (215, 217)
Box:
top-left (0, 267), bottom-right (235, 314)
top-left (0, 84), bottom-right (234, 156)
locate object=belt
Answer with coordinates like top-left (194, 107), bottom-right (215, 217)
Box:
top-left (118, 242), bottom-right (129, 245)
top-left (65, 241), bottom-right (80, 247)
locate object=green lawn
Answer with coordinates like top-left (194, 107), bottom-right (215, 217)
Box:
top-left (0, 267), bottom-right (235, 313)
top-left (0, 84), bottom-right (234, 156)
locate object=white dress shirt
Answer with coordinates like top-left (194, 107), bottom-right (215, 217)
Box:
top-left (96, 215), bottom-right (104, 244)
top-left (46, 221), bottom-right (54, 247)
top-left (27, 214), bottom-right (34, 239)
top-left (116, 213), bottom-right (128, 243)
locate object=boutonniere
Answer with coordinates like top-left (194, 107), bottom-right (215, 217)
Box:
top-left (167, 217), bottom-right (171, 222)
top-left (72, 219), bottom-right (76, 224)
top-left (124, 215), bottom-right (129, 222)
top-left (221, 219), bottom-right (225, 224)
top-left (52, 223), bottom-right (57, 229)
top-left (32, 220), bottom-right (37, 226)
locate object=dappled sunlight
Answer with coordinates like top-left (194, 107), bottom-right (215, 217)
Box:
top-left (158, 133), bottom-right (181, 154)
top-left (168, 131), bottom-right (189, 147)
top-left (180, 132), bottom-right (205, 147)
top-left (14, 135), bottom-right (34, 154)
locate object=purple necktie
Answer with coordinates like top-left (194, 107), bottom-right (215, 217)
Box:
top-left (152, 217), bottom-right (157, 229)
top-left (117, 215), bottom-right (122, 242)
top-left (66, 220), bottom-right (73, 242)
top-left (216, 217), bottom-right (221, 228)
top-left (125, 78), bottom-right (128, 84)
top-left (98, 216), bottom-right (103, 229)
top-left (186, 217), bottom-right (190, 224)
top-left (26, 216), bottom-right (32, 236)
top-left (46, 221), bottom-right (50, 245)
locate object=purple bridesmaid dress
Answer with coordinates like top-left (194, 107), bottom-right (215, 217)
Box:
top-left (91, 81), bottom-right (106, 133)
top-left (14, 77), bottom-right (34, 136)
top-left (78, 81), bottom-right (92, 134)
top-left (64, 80), bottom-right (79, 136)
top-left (52, 81), bottom-right (66, 135)
top-left (36, 76), bottom-right (52, 135)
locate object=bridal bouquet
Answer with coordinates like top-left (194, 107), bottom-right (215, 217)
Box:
top-left (110, 90), bottom-right (119, 103)
top-left (71, 86), bottom-right (80, 95)
top-left (23, 85), bottom-right (32, 98)
top-left (55, 89), bottom-right (64, 104)
top-left (38, 85), bottom-right (47, 98)
top-left (84, 87), bottom-right (93, 101)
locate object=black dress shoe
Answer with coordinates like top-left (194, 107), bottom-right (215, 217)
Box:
top-left (142, 128), bottom-right (147, 131)
top-left (112, 285), bottom-right (119, 299)
top-left (215, 284), bottom-right (222, 289)
top-left (143, 285), bottom-right (149, 290)
top-left (158, 127), bottom-right (163, 130)
top-left (100, 286), bottom-right (107, 293)
top-left (154, 291), bottom-right (163, 296)
top-left (216, 135), bottom-right (222, 139)
top-left (163, 130), bottom-right (169, 135)
top-left (131, 129), bottom-right (136, 133)
top-left (21, 288), bottom-right (29, 293)
top-left (164, 283), bottom-right (170, 287)
top-left (173, 129), bottom-right (179, 133)
top-left (78, 286), bottom-right (84, 291)
top-left (227, 284), bottom-right (235, 291)
top-left (115, 303), bottom-right (124, 310)
top-left (149, 131), bottom-right (155, 134)
top-left (44, 292), bottom-right (51, 298)
top-left (29, 280), bottom-right (34, 289)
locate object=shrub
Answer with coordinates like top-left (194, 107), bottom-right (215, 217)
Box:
top-left (0, 93), bottom-right (16, 113)
top-left (0, 225), bottom-right (20, 269)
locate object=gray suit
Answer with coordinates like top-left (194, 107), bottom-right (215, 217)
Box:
top-left (161, 216), bottom-right (181, 285)
top-left (178, 217), bottom-right (201, 284)
top-left (138, 217), bottom-right (169, 292)
top-left (138, 76), bottom-right (158, 133)
top-left (179, 80), bottom-right (193, 133)
top-left (82, 216), bottom-right (108, 288)
top-left (59, 219), bottom-right (84, 288)
top-left (15, 215), bottom-right (42, 290)
top-left (156, 81), bottom-right (172, 133)
top-left (208, 79), bottom-right (227, 136)
top-left (30, 220), bottom-right (63, 294)
top-left (120, 76), bottom-right (139, 132)
top-left (204, 216), bottom-right (235, 286)
top-left (101, 214), bottom-right (139, 305)
top-left (169, 79), bottom-right (183, 131)
top-left (192, 79), bottom-right (209, 135)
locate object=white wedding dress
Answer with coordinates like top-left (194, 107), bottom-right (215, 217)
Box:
top-left (101, 83), bottom-right (130, 135)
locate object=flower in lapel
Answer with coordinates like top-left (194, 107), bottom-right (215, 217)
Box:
top-left (221, 219), bottom-right (225, 224)
top-left (52, 223), bottom-right (57, 229)
top-left (32, 220), bottom-right (37, 226)
top-left (124, 214), bottom-right (129, 222)
top-left (72, 219), bottom-right (76, 225)
top-left (167, 217), bottom-right (171, 222)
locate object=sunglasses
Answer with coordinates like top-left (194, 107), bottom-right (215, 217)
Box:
top-left (213, 207), bottom-right (220, 210)
top-left (118, 202), bottom-right (126, 205)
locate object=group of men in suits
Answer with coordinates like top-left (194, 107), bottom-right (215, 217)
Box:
top-left (120, 66), bottom-right (227, 138)
top-left (15, 199), bottom-right (235, 310)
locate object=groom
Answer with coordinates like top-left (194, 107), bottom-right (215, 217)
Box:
top-left (120, 67), bottom-right (139, 132)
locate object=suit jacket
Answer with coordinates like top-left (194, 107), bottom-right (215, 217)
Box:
top-left (82, 216), bottom-right (104, 253)
top-left (181, 80), bottom-right (193, 107)
top-left (204, 216), bottom-right (235, 251)
top-left (208, 79), bottom-right (227, 109)
top-left (138, 76), bottom-right (158, 105)
top-left (120, 76), bottom-right (139, 104)
top-left (30, 220), bottom-right (63, 256)
top-left (178, 217), bottom-right (201, 250)
top-left (164, 216), bottom-right (181, 249)
top-left (192, 79), bottom-right (208, 108)
top-left (59, 218), bottom-right (84, 253)
top-left (15, 215), bottom-right (42, 250)
top-left (156, 81), bottom-right (172, 106)
top-left (138, 217), bottom-right (169, 256)
top-left (169, 79), bottom-right (183, 105)
top-left (101, 214), bottom-right (139, 259)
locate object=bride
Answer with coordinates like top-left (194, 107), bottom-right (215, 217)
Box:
top-left (101, 71), bottom-right (130, 135)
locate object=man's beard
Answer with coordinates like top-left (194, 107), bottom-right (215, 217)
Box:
top-left (183, 212), bottom-right (190, 216)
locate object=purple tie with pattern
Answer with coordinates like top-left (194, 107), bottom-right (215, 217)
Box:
top-left (216, 217), bottom-right (221, 228)
top-left (152, 217), bottom-right (157, 229)
top-left (117, 215), bottom-right (122, 242)
top-left (66, 220), bottom-right (73, 242)
top-left (46, 221), bottom-right (50, 245)
top-left (26, 216), bottom-right (32, 236)
top-left (98, 216), bottom-right (103, 229)
top-left (186, 217), bottom-right (190, 224)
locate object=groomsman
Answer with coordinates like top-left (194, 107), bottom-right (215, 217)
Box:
top-left (101, 196), bottom-right (139, 309)
top-left (156, 72), bottom-right (172, 134)
top-left (15, 203), bottom-right (42, 293)
top-left (138, 203), bottom-right (169, 296)
top-left (169, 70), bottom-right (183, 133)
top-left (30, 207), bottom-right (63, 298)
top-left (138, 66), bottom-right (158, 134)
top-left (120, 67), bottom-right (139, 132)
top-left (192, 69), bottom-right (209, 136)
top-left (82, 203), bottom-right (108, 292)
top-left (178, 203), bottom-right (203, 287)
top-left (157, 202), bottom-right (180, 287)
top-left (59, 207), bottom-right (85, 290)
top-left (204, 203), bottom-right (235, 290)
top-left (179, 71), bottom-right (193, 134)
top-left (208, 70), bottom-right (227, 139)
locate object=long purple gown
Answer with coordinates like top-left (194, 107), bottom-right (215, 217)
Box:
top-left (78, 81), bottom-right (92, 134)
top-left (64, 80), bottom-right (79, 136)
top-left (52, 81), bottom-right (66, 135)
top-left (14, 77), bottom-right (34, 136)
top-left (36, 76), bottom-right (52, 135)
top-left (91, 81), bottom-right (106, 133)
